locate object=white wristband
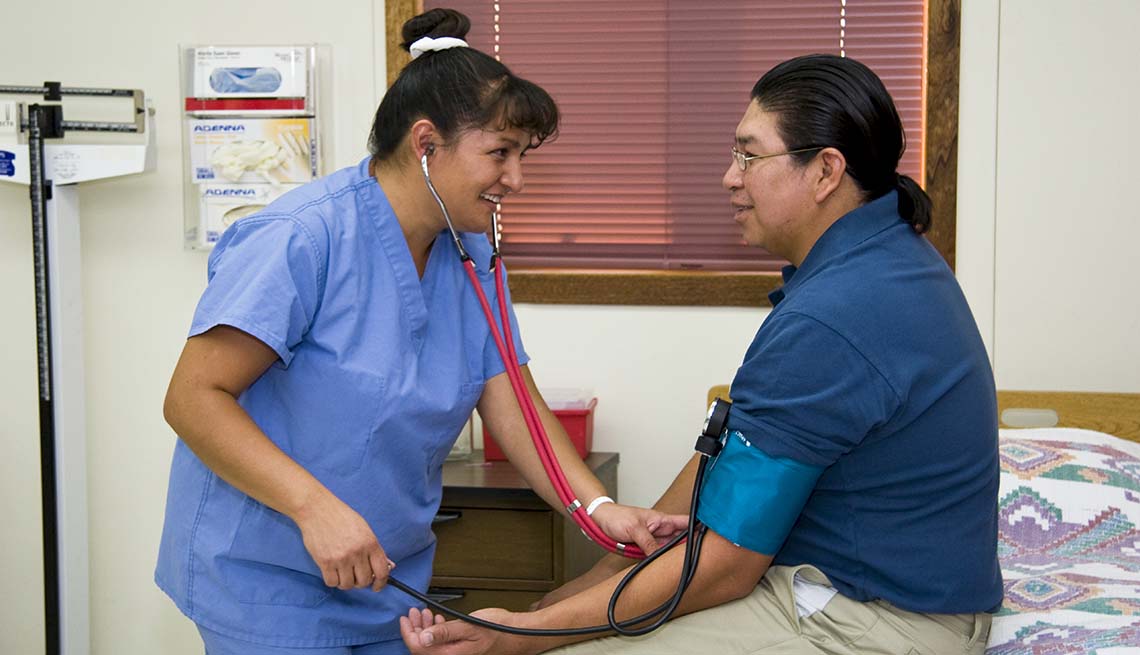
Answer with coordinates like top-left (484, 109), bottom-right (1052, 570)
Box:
top-left (585, 496), bottom-right (614, 516)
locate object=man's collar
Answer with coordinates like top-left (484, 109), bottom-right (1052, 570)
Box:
top-left (768, 191), bottom-right (902, 305)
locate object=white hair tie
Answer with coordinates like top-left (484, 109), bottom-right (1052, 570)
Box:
top-left (409, 36), bottom-right (469, 60)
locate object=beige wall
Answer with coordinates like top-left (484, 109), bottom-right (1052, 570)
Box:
top-left (1, 0), bottom-right (1137, 653)
top-left (0, 1), bottom-right (386, 653)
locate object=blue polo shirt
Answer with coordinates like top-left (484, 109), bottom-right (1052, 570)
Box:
top-left (156, 158), bottom-right (527, 649)
top-left (700, 191), bottom-right (1002, 614)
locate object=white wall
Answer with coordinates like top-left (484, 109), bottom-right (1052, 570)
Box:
top-left (957, 0), bottom-right (1140, 392)
top-left (1, 1), bottom-right (1137, 653)
top-left (954, 0), bottom-right (1001, 355)
top-left (990, 0), bottom-right (1140, 390)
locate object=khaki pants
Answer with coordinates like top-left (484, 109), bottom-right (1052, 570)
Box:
top-left (548, 565), bottom-right (991, 655)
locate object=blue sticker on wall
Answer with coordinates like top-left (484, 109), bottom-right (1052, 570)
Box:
top-left (0, 150), bottom-right (14, 177)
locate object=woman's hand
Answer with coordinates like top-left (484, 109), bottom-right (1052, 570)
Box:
top-left (400, 607), bottom-right (536, 655)
top-left (293, 492), bottom-right (394, 592)
top-left (589, 503), bottom-right (689, 556)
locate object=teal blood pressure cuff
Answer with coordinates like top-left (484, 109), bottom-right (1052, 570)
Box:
top-left (695, 430), bottom-right (824, 555)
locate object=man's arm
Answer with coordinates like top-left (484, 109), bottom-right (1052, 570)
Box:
top-left (401, 527), bottom-right (771, 655)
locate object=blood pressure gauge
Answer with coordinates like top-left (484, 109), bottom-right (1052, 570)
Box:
top-left (696, 397), bottom-right (731, 456)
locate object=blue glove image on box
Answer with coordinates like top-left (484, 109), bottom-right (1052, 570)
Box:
top-left (209, 67), bottom-right (283, 94)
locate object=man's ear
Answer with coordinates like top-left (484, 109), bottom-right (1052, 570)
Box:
top-left (813, 147), bottom-right (847, 204)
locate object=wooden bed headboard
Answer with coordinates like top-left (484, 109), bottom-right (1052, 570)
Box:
top-left (706, 386), bottom-right (1140, 443)
top-left (997, 391), bottom-right (1140, 443)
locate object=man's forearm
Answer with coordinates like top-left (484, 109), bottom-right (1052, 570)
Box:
top-left (652, 454), bottom-right (702, 514)
top-left (522, 530), bottom-right (769, 653)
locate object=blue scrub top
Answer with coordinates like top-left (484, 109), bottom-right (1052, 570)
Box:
top-left (155, 158), bottom-right (528, 648)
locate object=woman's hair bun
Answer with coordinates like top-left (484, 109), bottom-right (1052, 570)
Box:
top-left (401, 8), bottom-right (471, 51)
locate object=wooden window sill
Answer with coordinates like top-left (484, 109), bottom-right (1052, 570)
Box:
top-left (508, 269), bottom-right (783, 307)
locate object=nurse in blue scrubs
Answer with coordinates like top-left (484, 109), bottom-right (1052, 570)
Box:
top-left (155, 8), bottom-right (686, 654)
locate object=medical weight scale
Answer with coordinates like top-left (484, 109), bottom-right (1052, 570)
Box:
top-left (0, 82), bottom-right (156, 655)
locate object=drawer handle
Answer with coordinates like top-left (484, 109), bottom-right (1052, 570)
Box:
top-left (432, 510), bottom-right (463, 525)
top-left (426, 587), bottom-right (466, 603)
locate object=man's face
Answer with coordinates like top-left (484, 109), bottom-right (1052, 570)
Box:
top-left (722, 101), bottom-right (816, 259)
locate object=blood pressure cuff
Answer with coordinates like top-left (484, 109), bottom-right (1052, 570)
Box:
top-left (695, 431), bottom-right (823, 555)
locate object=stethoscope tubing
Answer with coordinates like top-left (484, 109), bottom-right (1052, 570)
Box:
top-left (419, 150), bottom-right (640, 557)
top-left (484, 259), bottom-right (640, 556)
top-left (388, 153), bottom-right (712, 636)
top-left (388, 454), bottom-right (713, 636)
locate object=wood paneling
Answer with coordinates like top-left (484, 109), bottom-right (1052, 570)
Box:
top-left (432, 451), bottom-right (620, 611)
top-left (707, 385), bottom-right (731, 408)
top-left (510, 270), bottom-right (783, 307)
top-left (998, 391), bottom-right (1140, 443)
top-left (924, 0), bottom-right (961, 269)
top-left (432, 509), bottom-right (553, 581)
top-left (386, 0), bottom-right (418, 87)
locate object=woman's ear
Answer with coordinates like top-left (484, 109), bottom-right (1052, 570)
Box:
top-left (409, 119), bottom-right (439, 160)
top-left (813, 147), bottom-right (847, 204)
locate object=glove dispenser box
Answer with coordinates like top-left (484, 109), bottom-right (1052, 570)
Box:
top-left (180, 44), bottom-right (330, 250)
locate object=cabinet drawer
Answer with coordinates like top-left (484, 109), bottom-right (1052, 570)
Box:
top-left (433, 508), bottom-right (552, 580)
top-left (428, 587), bottom-right (545, 614)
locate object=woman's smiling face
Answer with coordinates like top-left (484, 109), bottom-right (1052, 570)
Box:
top-left (425, 124), bottom-right (531, 233)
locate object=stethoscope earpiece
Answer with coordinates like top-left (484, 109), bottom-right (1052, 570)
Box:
top-left (420, 144), bottom-right (472, 261)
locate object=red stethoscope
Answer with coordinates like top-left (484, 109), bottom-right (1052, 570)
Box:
top-left (383, 150), bottom-right (728, 637)
top-left (418, 144), bottom-right (642, 559)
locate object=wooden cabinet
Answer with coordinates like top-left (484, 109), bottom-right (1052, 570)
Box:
top-left (430, 451), bottom-right (619, 613)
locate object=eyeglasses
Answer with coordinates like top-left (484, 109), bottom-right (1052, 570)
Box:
top-left (731, 146), bottom-right (824, 171)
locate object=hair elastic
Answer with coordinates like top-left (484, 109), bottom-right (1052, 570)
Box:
top-left (409, 36), bottom-right (469, 60)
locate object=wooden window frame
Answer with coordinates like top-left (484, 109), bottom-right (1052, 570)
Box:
top-left (386, 0), bottom-right (959, 307)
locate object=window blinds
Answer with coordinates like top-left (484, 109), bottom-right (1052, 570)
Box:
top-left (421, 0), bottom-right (925, 270)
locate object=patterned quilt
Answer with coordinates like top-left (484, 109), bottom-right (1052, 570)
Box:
top-left (987, 428), bottom-right (1140, 654)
